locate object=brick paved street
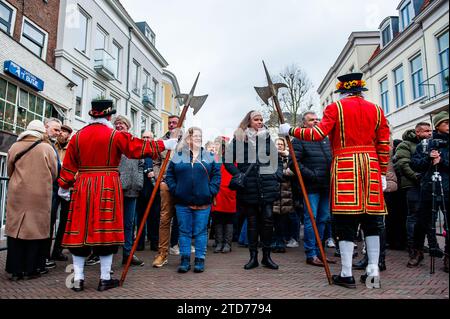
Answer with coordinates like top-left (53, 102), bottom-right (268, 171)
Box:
top-left (0, 240), bottom-right (448, 300)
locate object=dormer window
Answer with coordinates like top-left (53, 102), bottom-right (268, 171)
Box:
top-left (400, 1), bottom-right (414, 31)
top-left (379, 16), bottom-right (398, 48)
top-left (382, 24), bottom-right (392, 47)
top-left (144, 26), bottom-right (155, 45)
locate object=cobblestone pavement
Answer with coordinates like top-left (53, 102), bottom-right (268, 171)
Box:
top-left (0, 239), bottom-right (448, 300)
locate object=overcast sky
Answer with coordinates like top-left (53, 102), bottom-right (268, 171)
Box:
top-left (121, 0), bottom-right (398, 141)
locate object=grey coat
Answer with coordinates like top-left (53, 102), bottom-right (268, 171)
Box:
top-left (119, 155), bottom-right (144, 198)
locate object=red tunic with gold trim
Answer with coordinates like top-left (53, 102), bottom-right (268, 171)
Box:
top-left (291, 96), bottom-right (390, 215)
top-left (58, 123), bottom-right (165, 247)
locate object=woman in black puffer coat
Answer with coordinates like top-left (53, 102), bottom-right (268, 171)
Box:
top-left (224, 110), bottom-right (283, 270)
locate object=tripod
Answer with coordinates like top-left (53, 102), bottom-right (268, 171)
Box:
top-left (430, 169), bottom-right (449, 274)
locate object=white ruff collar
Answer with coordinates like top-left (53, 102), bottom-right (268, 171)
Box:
top-left (88, 117), bottom-right (114, 129)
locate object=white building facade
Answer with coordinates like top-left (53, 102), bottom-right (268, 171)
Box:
top-left (318, 0), bottom-right (448, 140)
top-left (55, 0), bottom-right (169, 137)
top-left (317, 31), bottom-right (380, 110)
top-left (361, 0), bottom-right (448, 139)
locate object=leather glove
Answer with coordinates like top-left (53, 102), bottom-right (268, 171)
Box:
top-left (279, 123), bottom-right (292, 137)
top-left (163, 138), bottom-right (178, 151)
top-left (381, 176), bottom-right (387, 192)
top-left (58, 187), bottom-right (71, 202)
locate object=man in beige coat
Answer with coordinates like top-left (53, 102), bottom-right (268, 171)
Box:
top-left (5, 120), bottom-right (58, 280)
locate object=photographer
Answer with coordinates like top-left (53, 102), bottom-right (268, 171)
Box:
top-left (410, 111), bottom-right (449, 272)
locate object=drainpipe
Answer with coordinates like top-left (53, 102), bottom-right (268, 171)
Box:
top-left (125, 26), bottom-right (133, 116)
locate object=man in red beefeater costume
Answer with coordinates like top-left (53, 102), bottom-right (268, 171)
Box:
top-left (57, 99), bottom-right (178, 292)
top-left (279, 73), bottom-right (390, 289)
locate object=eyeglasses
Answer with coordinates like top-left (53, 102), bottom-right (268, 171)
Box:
top-left (142, 136), bottom-right (151, 139)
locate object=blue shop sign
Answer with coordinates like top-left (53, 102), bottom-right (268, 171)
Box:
top-left (3, 60), bottom-right (44, 91)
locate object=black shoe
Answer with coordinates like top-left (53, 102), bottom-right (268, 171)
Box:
top-left (45, 259), bottom-right (56, 269)
top-left (52, 252), bottom-right (68, 261)
top-left (244, 251), bottom-right (259, 270)
top-left (23, 271), bottom-right (41, 280)
top-left (332, 275), bottom-right (356, 289)
top-left (122, 254), bottom-right (145, 266)
top-left (72, 279), bottom-right (84, 292)
top-left (9, 273), bottom-right (24, 281)
top-left (261, 250), bottom-right (279, 270)
top-left (360, 273), bottom-right (381, 288)
top-left (97, 278), bottom-right (120, 292)
top-left (85, 255), bottom-right (100, 266)
top-left (353, 255), bottom-right (368, 270)
top-left (38, 267), bottom-right (49, 275)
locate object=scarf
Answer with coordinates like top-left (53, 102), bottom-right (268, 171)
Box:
top-left (245, 126), bottom-right (268, 148)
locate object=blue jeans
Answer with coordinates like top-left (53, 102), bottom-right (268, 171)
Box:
top-left (123, 197), bottom-right (137, 256)
top-left (288, 210), bottom-right (300, 241)
top-left (303, 191), bottom-right (330, 258)
top-left (175, 205), bottom-right (210, 259)
top-left (239, 218), bottom-right (248, 245)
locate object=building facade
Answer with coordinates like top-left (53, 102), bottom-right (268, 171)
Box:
top-left (362, 0), bottom-right (448, 139)
top-left (161, 69), bottom-right (182, 135)
top-left (318, 0), bottom-right (448, 139)
top-left (1, 0), bottom-right (74, 238)
top-left (55, 0), bottom-right (176, 137)
top-left (317, 31), bottom-right (380, 110)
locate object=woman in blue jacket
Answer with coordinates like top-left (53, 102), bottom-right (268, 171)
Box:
top-left (166, 127), bottom-right (221, 273)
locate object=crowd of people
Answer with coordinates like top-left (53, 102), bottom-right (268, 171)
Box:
top-left (3, 73), bottom-right (448, 293)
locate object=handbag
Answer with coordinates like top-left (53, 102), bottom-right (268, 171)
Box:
top-left (228, 163), bottom-right (255, 191)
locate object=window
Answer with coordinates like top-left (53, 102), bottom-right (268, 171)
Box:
top-left (72, 72), bottom-right (84, 117)
top-left (131, 60), bottom-right (140, 94)
top-left (393, 65), bottom-right (405, 108)
top-left (75, 7), bottom-right (89, 53)
top-left (143, 70), bottom-right (151, 92)
top-left (110, 95), bottom-right (120, 114)
top-left (91, 83), bottom-right (105, 101)
top-left (381, 25), bottom-right (392, 47)
top-left (400, 2), bottom-right (413, 30)
top-left (130, 108), bottom-right (137, 134)
top-left (0, 78), bottom-right (63, 133)
top-left (0, 1), bottom-right (14, 34)
top-left (112, 41), bottom-right (121, 79)
top-left (410, 54), bottom-right (424, 99)
top-left (437, 31), bottom-right (449, 91)
top-left (21, 19), bottom-right (46, 58)
top-left (95, 25), bottom-right (107, 50)
top-left (380, 78), bottom-right (389, 114)
top-left (152, 79), bottom-right (158, 107)
top-left (141, 115), bottom-right (148, 136)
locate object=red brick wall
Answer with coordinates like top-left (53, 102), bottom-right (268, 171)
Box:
top-left (6, 0), bottom-right (60, 66)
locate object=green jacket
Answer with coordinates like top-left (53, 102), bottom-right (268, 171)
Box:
top-left (394, 129), bottom-right (420, 189)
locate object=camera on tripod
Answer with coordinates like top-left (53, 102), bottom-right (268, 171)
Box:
top-left (420, 138), bottom-right (448, 155)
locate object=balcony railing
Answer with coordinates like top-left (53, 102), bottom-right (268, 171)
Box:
top-left (419, 68), bottom-right (449, 103)
top-left (94, 49), bottom-right (116, 80)
top-left (142, 87), bottom-right (156, 109)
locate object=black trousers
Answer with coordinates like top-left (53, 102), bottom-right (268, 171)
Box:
top-left (241, 203), bottom-right (274, 251)
top-left (51, 199), bottom-right (70, 256)
top-left (213, 212), bottom-right (235, 225)
top-left (136, 191), bottom-right (161, 247)
top-left (6, 237), bottom-right (47, 275)
top-left (413, 198), bottom-right (448, 253)
top-left (334, 214), bottom-right (384, 242)
top-left (68, 245), bottom-right (119, 257)
top-left (384, 190), bottom-right (408, 250)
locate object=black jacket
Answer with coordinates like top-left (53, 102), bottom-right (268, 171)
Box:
top-left (411, 131), bottom-right (449, 201)
top-left (289, 137), bottom-right (332, 193)
top-left (224, 133), bottom-right (283, 205)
